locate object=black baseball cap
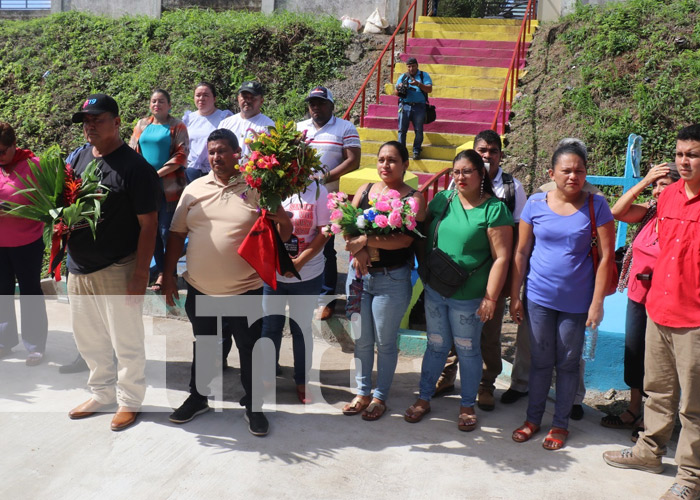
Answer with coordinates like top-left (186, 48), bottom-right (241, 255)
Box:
top-left (305, 86), bottom-right (334, 103)
top-left (71, 94), bottom-right (119, 123)
top-left (406, 57), bottom-right (418, 65)
top-left (238, 81), bottom-right (264, 96)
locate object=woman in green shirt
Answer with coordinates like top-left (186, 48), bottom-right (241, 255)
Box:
top-left (404, 149), bottom-right (513, 431)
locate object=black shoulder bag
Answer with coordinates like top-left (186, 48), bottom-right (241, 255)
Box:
top-left (418, 71), bottom-right (437, 124)
top-left (418, 192), bottom-right (490, 297)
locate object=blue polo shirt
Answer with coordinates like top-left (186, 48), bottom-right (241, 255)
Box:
top-left (397, 70), bottom-right (432, 104)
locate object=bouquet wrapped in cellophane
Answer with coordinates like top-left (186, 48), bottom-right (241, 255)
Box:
top-left (3, 147), bottom-right (108, 280)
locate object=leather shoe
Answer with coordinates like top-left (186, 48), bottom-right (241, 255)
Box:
top-left (477, 386), bottom-right (496, 411)
top-left (59, 354), bottom-right (89, 374)
top-left (111, 407), bottom-right (139, 431)
top-left (69, 398), bottom-right (114, 419)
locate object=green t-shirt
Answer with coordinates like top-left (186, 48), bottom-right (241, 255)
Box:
top-left (426, 190), bottom-right (514, 300)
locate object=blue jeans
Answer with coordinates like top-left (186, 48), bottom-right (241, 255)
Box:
top-left (347, 264), bottom-right (412, 401)
top-left (398, 102), bottom-right (426, 155)
top-left (419, 284), bottom-right (484, 407)
top-left (261, 274), bottom-right (323, 385)
top-left (185, 167), bottom-right (205, 184)
top-left (320, 235), bottom-right (337, 300)
top-left (0, 237), bottom-right (48, 353)
top-left (526, 298), bottom-right (587, 429)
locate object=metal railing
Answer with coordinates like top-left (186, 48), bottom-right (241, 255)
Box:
top-left (0, 0), bottom-right (51, 8)
top-left (490, 0), bottom-right (537, 134)
top-left (418, 167), bottom-right (452, 202)
top-left (342, 0), bottom-right (425, 125)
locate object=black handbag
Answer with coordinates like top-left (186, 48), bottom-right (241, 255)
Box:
top-left (425, 103), bottom-right (437, 124)
top-left (418, 191), bottom-right (489, 297)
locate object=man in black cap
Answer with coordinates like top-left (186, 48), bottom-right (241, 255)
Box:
top-left (65, 93), bottom-right (161, 431)
top-left (396, 57), bottom-right (432, 160)
top-left (219, 81), bottom-right (274, 160)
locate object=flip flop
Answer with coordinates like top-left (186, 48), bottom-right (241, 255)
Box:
top-left (543, 427), bottom-right (569, 450)
top-left (404, 404), bottom-right (431, 423)
top-left (25, 352), bottom-right (44, 367)
top-left (361, 400), bottom-right (387, 421)
top-left (342, 396), bottom-right (370, 416)
top-left (601, 409), bottom-right (640, 429)
top-left (512, 421), bottom-right (540, 442)
top-left (458, 412), bottom-right (478, 432)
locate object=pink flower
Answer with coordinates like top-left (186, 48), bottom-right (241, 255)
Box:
top-left (406, 197), bottom-right (418, 212)
top-left (390, 199), bottom-right (403, 209)
top-left (375, 201), bottom-right (391, 212)
top-left (269, 154), bottom-right (280, 167)
top-left (385, 189), bottom-right (401, 198)
top-left (337, 192), bottom-right (348, 201)
top-left (330, 209), bottom-right (343, 221)
top-left (405, 215), bottom-right (417, 231)
top-left (388, 210), bottom-right (403, 227)
top-left (249, 151), bottom-right (262, 162)
top-left (374, 214), bottom-right (389, 228)
top-left (331, 223), bottom-right (342, 234)
top-left (327, 200), bottom-right (336, 210)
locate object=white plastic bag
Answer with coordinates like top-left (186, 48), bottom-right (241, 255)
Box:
top-left (341, 16), bottom-right (362, 32)
top-left (363, 9), bottom-right (388, 34)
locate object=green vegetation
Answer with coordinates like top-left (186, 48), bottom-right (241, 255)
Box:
top-left (437, 0), bottom-right (515, 18)
top-left (0, 9), bottom-right (352, 153)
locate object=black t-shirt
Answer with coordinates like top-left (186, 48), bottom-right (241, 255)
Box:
top-left (67, 143), bottom-right (161, 275)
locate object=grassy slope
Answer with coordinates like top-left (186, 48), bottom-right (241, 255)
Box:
top-left (502, 0), bottom-right (700, 193)
top-left (0, 9), bottom-right (351, 153)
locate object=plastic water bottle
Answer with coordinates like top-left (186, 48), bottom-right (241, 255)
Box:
top-left (582, 326), bottom-right (598, 362)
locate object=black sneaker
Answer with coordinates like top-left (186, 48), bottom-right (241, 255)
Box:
top-left (59, 354), bottom-right (89, 374)
top-left (571, 404), bottom-right (584, 421)
top-left (169, 395), bottom-right (210, 424)
top-left (500, 388), bottom-right (528, 404)
top-left (245, 409), bottom-right (269, 437)
top-left (413, 151), bottom-right (420, 160)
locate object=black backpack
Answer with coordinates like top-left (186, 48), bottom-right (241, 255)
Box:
top-left (499, 172), bottom-right (516, 214)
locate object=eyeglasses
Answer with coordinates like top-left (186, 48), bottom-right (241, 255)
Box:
top-left (452, 168), bottom-right (477, 177)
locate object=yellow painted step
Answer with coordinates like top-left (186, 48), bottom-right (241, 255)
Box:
top-left (360, 155), bottom-right (451, 174)
top-left (394, 63), bottom-right (509, 78)
top-left (339, 168), bottom-right (419, 195)
top-left (418, 16), bottom-right (539, 27)
top-left (392, 72), bottom-right (503, 88)
top-left (384, 83), bottom-right (501, 100)
top-left (417, 22), bottom-right (529, 34)
top-left (358, 127), bottom-right (473, 147)
top-left (362, 141), bottom-right (457, 161)
top-left (413, 29), bottom-right (533, 42)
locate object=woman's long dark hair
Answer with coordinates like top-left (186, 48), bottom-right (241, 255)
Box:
top-left (453, 149), bottom-right (495, 197)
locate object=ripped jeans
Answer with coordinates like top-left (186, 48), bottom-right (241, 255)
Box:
top-left (418, 284), bottom-right (484, 407)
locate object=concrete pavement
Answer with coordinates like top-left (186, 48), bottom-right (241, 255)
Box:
top-left (0, 299), bottom-right (677, 500)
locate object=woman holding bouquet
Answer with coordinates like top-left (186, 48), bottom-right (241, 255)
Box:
top-left (0, 122), bottom-right (48, 366)
top-left (404, 150), bottom-right (513, 431)
top-left (341, 141), bottom-right (426, 421)
top-left (129, 89), bottom-right (189, 291)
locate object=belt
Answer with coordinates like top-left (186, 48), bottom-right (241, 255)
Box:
top-left (367, 264), bottom-right (407, 275)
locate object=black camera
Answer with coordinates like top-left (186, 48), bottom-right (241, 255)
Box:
top-left (396, 80), bottom-right (409, 99)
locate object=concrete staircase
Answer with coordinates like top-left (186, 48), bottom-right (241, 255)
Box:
top-left (349, 16), bottom-right (537, 192)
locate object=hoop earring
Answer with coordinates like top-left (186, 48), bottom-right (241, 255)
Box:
top-left (480, 177), bottom-right (485, 199)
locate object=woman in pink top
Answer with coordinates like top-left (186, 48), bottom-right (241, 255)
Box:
top-left (0, 122), bottom-right (48, 366)
top-left (603, 162), bottom-right (680, 441)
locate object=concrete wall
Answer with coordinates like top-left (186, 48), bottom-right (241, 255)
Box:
top-left (162, 0), bottom-right (259, 11)
top-left (538, 0), bottom-right (628, 21)
top-left (51, 0), bottom-right (162, 17)
top-left (266, 0), bottom-right (418, 27)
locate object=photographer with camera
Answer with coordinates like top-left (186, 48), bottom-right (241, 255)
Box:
top-left (396, 57), bottom-right (432, 160)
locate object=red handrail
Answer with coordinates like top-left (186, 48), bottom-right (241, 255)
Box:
top-left (342, 0), bottom-right (426, 125)
top-left (490, 0), bottom-right (537, 135)
top-left (418, 167), bottom-right (452, 203)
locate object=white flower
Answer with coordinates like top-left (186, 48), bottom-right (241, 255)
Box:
top-left (356, 216), bottom-right (367, 229)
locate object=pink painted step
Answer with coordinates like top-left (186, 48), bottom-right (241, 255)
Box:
top-left (367, 103), bottom-right (494, 122)
top-left (400, 54), bottom-right (524, 68)
top-left (379, 95), bottom-right (509, 111)
top-left (408, 38), bottom-right (531, 50)
top-left (408, 45), bottom-right (513, 58)
top-left (363, 116), bottom-right (491, 135)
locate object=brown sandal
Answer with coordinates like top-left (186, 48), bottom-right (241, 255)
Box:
top-left (512, 421), bottom-right (540, 443)
top-left (543, 427), bottom-right (569, 450)
top-left (458, 411), bottom-right (478, 432)
top-left (342, 396), bottom-right (370, 416)
top-left (404, 403), bottom-right (431, 423)
top-left (361, 400), bottom-right (386, 421)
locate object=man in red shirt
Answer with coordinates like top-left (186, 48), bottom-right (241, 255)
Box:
top-left (603, 124), bottom-right (700, 500)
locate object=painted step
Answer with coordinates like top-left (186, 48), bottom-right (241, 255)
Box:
top-left (418, 16), bottom-right (539, 27)
top-left (367, 103), bottom-right (495, 123)
top-left (360, 154), bottom-right (451, 174)
top-left (407, 38), bottom-right (531, 50)
top-left (358, 127), bottom-right (473, 147)
top-left (394, 62), bottom-right (510, 78)
top-left (400, 53), bottom-right (524, 68)
top-left (391, 72), bottom-right (503, 88)
top-left (417, 22), bottom-right (529, 35)
top-left (383, 83), bottom-right (502, 100)
top-left (379, 95), bottom-right (507, 111)
top-left (363, 116), bottom-right (492, 135)
top-left (361, 140), bottom-right (457, 161)
top-left (413, 29), bottom-right (533, 43)
top-left (407, 45), bottom-right (514, 58)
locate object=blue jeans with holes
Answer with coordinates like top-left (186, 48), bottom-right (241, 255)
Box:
top-left (348, 264), bottom-right (412, 401)
top-left (419, 284), bottom-right (484, 407)
top-left (398, 102), bottom-right (426, 156)
top-left (526, 298), bottom-right (587, 429)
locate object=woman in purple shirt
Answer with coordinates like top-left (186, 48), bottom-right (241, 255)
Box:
top-left (509, 142), bottom-right (615, 450)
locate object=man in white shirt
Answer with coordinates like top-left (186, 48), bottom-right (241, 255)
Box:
top-left (296, 86), bottom-right (361, 318)
top-left (219, 81), bottom-right (274, 160)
